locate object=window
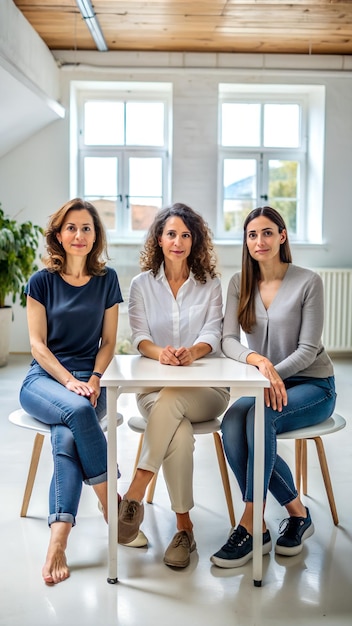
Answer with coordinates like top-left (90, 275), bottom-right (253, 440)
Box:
top-left (73, 82), bottom-right (172, 240)
top-left (218, 84), bottom-right (325, 243)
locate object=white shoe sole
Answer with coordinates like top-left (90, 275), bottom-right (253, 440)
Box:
top-left (210, 539), bottom-right (272, 569)
top-left (123, 530), bottom-right (148, 548)
top-left (275, 523), bottom-right (315, 556)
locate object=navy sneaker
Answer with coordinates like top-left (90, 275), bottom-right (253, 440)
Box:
top-left (210, 524), bottom-right (272, 568)
top-left (275, 507), bottom-right (314, 556)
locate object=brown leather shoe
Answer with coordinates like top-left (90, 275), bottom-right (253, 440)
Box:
top-left (118, 498), bottom-right (144, 544)
top-left (163, 530), bottom-right (196, 568)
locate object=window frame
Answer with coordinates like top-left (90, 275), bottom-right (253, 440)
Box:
top-left (72, 82), bottom-right (172, 242)
top-left (217, 84), bottom-right (325, 243)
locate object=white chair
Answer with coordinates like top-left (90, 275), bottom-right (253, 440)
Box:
top-left (8, 408), bottom-right (123, 517)
top-left (128, 415), bottom-right (236, 527)
top-left (277, 412), bottom-right (346, 525)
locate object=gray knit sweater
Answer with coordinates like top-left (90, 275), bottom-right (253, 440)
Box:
top-left (222, 264), bottom-right (334, 380)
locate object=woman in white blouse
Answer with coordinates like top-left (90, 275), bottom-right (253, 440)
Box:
top-left (118, 203), bottom-right (230, 568)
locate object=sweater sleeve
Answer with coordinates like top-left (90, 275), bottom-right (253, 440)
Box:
top-left (221, 273), bottom-right (254, 363)
top-left (274, 271), bottom-right (326, 380)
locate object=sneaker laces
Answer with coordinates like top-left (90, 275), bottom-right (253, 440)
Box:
top-left (226, 526), bottom-right (250, 548)
top-left (171, 531), bottom-right (192, 549)
top-left (278, 516), bottom-right (302, 538)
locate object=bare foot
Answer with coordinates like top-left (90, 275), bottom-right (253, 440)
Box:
top-left (42, 522), bottom-right (71, 584)
top-left (42, 543), bottom-right (70, 585)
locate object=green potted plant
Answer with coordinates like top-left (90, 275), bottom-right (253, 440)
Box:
top-left (0, 205), bottom-right (43, 366)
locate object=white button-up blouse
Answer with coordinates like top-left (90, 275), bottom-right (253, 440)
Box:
top-left (128, 264), bottom-right (223, 355)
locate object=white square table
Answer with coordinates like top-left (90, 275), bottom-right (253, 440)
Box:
top-left (101, 355), bottom-right (269, 587)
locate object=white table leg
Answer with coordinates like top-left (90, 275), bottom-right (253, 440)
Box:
top-left (107, 386), bottom-right (118, 583)
top-left (252, 389), bottom-right (265, 586)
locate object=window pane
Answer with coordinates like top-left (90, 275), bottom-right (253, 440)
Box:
top-left (130, 200), bottom-right (160, 231)
top-left (268, 160), bottom-right (299, 234)
top-left (126, 103), bottom-right (164, 146)
top-left (84, 101), bottom-right (124, 145)
top-left (224, 159), bottom-right (257, 199)
top-left (223, 159), bottom-right (257, 233)
top-left (84, 198), bottom-right (117, 231)
top-left (84, 157), bottom-right (118, 196)
top-left (268, 159), bottom-right (298, 197)
top-left (84, 157), bottom-right (119, 230)
top-left (221, 103), bottom-right (260, 147)
top-left (128, 158), bottom-right (163, 231)
top-left (271, 200), bottom-right (297, 234)
top-left (264, 104), bottom-right (300, 147)
top-left (129, 158), bottom-right (162, 196)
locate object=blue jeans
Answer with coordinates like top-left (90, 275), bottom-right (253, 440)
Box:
top-left (221, 376), bottom-right (336, 506)
top-left (19, 363), bottom-right (107, 526)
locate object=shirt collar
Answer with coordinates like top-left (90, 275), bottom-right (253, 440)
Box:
top-left (156, 263), bottom-right (197, 284)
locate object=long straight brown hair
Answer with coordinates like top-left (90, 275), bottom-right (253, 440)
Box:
top-left (238, 207), bottom-right (292, 333)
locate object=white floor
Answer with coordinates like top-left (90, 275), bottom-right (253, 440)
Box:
top-left (1, 354), bottom-right (352, 626)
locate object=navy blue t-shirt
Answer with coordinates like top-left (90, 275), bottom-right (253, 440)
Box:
top-left (25, 267), bottom-right (123, 371)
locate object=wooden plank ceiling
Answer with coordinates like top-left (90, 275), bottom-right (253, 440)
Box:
top-left (13, 1), bottom-right (352, 55)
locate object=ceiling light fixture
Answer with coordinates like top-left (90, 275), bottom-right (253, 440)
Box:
top-left (76, 0), bottom-right (108, 52)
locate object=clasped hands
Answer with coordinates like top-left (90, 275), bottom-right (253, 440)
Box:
top-left (159, 345), bottom-right (194, 366)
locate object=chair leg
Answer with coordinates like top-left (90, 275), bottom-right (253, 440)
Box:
top-left (213, 432), bottom-right (236, 528)
top-left (133, 434), bottom-right (159, 504)
top-left (20, 433), bottom-right (45, 517)
top-left (312, 436), bottom-right (339, 526)
top-left (301, 439), bottom-right (308, 494)
top-left (295, 439), bottom-right (303, 495)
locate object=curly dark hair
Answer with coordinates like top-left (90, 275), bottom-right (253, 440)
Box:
top-left (140, 203), bottom-right (218, 283)
top-left (42, 198), bottom-right (109, 275)
top-left (239, 206), bottom-right (292, 333)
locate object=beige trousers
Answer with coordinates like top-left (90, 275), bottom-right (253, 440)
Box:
top-left (137, 386), bottom-right (230, 513)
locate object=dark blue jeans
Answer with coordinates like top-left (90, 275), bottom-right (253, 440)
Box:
top-left (19, 363), bottom-right (107, 526)
top-left (221, 376), bottom-right (336, 506)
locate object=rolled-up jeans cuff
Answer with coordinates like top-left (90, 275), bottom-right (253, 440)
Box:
top-left (48, 513), bottom-right (75, 527)
top-left (84, 465), bottom-right (120, 485)
top-left (84, 471), bottom-right (108, 486)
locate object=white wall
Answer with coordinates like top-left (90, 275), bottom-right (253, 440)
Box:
top-left (0, 0), bottom-right (64, 158)
top-left (1, 50), bottom-right (352, 352)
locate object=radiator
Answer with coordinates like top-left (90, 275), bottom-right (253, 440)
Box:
top-left (316, 269), bottom-right (352, 353)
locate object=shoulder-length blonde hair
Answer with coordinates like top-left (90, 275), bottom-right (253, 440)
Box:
top-left (42, 198), bottom-right (109, 275)
top-left (239, 206), bottom-right (292, 333)
top-left (140, 203), bottom-right (218, 283)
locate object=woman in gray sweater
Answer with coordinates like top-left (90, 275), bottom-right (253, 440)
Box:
top-left (211, 206), bottom-right (336, 569)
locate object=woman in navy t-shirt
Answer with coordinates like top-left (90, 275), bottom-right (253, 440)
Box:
top-left (20, 198), bottom-right (125, 584)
